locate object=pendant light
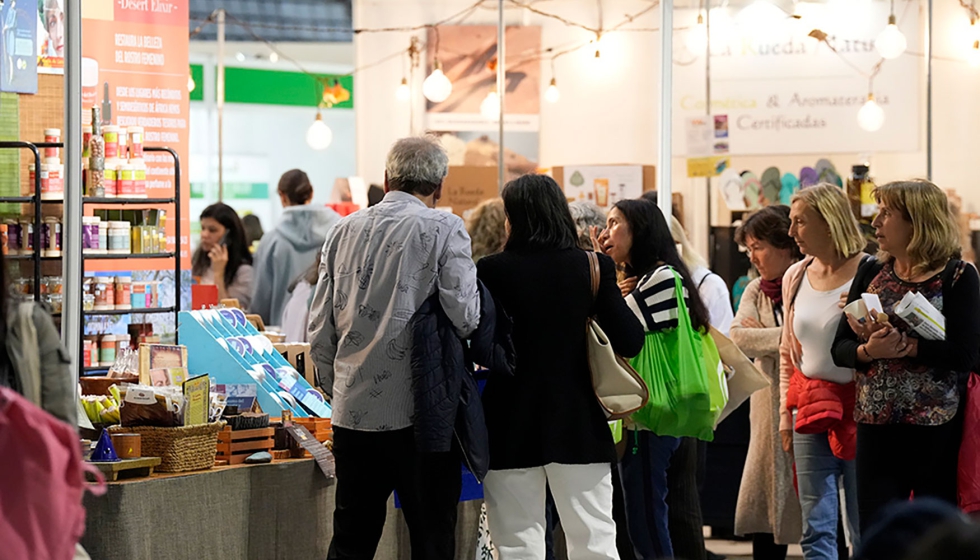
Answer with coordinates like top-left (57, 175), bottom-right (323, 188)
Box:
top-left (857, 94), bottom-right (885, 132)
top-left (480, 88), bottom-right (500, 120)
top-left (545, 78), bottom-right (560, 103)
top-left (423, 60), bottom-right (453, 103)
top-left (875, 1), bottom-right (907, 59)
top-left (686, 12), bottom-right (708, 55)
top-left (396, 77), bottom-right (411, 101)
top-left (306, 109), bottom-right (333, 150)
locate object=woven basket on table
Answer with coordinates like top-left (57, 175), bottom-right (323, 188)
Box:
top-left (109, 422), bottom-right (225, 473)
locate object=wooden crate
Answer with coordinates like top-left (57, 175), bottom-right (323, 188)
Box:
top-left (292, 418), bottom-right (332, 458)
top-left (215, 426), bottom-right (275, 465)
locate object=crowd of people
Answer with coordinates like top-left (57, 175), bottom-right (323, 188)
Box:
top-left (306, 136), bottom-right (980, 560)
top-left (2, 133), bottom-right (980, 559)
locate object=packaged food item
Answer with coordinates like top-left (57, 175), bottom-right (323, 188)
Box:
top-left (82, 216), bottom-right (100, 254)
top-left (131, 282), bottom-right (147, 308)
top-left (108, 221), bottom-right (131, 254)
top-left (88, 108), bottom-right (105, 197)
top-left (148, 281), bottom-right (159, 308)
top-left (120, 385), bottom-right (182, 427)
top-left (116, 334), bottom-right (131, 355)
top-left (42, 163), bottom-right (63, 200)
top-left (83, 293), bottom-right (95, 311)
top-left (14, 278), bottom-right (31, 296)
top-left (132, 160), bottom-right (146, 197)
top-left (42, 217), bottom-right (62, 258)
top-left (83, 339), bottom-right (95, 368)
top-left (43, 128), bottom-right (60, 159)
top-left (94, 277), bottom-right (115, 310)
top-left (103, 125), bottom-right (120, 159)
top-left (118, 163), bottom-right (134, 197)
top-left (82, 125), bottom-right (92, 158)
top-left (5, 220), bottom-right (19, 255)
top-left (0, 223), bottom-right (6, 255)
top-left (127, 126), bottom-right (144, 160)
top-left (103, 158), bottom-right (121, 197)
top-left (18, 218), bottom-right (33, 254)
top-left (100, 335), bottom-right (117, 367)
top-left (114, 276), bottom-right (132, 310)
top-left (98, 221), bottom-right (109, 254)
top-left (43, 276), bottom-right (63, 295)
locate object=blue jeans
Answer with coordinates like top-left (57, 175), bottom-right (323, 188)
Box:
top-left (794, 430), bottom-right (860, 560)
top-left (619, 429), bottom-right (681, 560)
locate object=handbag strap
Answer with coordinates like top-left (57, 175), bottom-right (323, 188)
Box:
top-left (587, 251), bottom-right (600, 302)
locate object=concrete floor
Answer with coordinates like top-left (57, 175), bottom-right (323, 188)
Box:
top-left (706, 538), bottom-right (805, 560)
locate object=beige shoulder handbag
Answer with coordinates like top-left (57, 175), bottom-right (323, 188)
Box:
top-left (586, 251), bottom-right (649, 420)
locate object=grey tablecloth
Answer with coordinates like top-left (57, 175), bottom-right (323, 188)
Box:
top-left (81, 459), bottom-right (482, 560)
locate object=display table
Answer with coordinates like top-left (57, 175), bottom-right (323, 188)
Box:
top-left (81, 459), bottom-right (483, 559)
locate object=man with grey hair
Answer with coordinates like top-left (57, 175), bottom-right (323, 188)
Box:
top-left (308, 135), bottom-right (481, 560)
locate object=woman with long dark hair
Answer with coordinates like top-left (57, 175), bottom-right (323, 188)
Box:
top-left (478, 174), bottom-right (643, 560)
top-left (596, 198), bottom-right (711, 559)
top-left (192, 202), bottom-right (254, 308)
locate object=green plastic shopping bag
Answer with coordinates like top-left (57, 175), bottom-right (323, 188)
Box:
top-left (629, 269), bottom-right (717, 441)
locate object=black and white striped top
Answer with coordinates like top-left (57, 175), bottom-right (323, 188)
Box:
top-left (625, 265), bottom-right (692, 333)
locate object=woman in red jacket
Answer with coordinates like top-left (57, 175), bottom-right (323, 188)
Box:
top-left (779, 185), bottom-right (867, 560)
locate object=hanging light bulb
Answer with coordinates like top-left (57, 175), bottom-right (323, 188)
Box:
top-left (422, 60), bottom-right (453, 103)
top-left (396, 77), bottom-right (411, 101)
top-left (686, 13), bottom-right (708, 56)
top-left (187, 73), bottom-right (195, 93)
top-left (235, 52), bottom-right (246, 62)
top-left (969, 40), bottom-right (980, 68)
top-left (545, 78), bottom-right (560, 103)
top-left (875, 14), bottom-right (907, 59)
top-left (306, 110), bottom-right (333, 150)
top-left (269, 52), bottom-right (279, 63)
top-left (857, 94), bottom-right (885, 132)
top-left (480, 88), bottom-right (500, 120)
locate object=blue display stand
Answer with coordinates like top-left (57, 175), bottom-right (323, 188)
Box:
top-left (178, 309), bottom-right (331, 418)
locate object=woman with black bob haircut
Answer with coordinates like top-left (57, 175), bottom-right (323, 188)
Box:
top-left (192, 202), bottom-right (255, 308)
top-left (595, 197), bottom-right (710, 559)
top-left (477, 174), bottom-right (644, 560)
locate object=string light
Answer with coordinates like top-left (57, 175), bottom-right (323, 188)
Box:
top-left (545, 78), bottom-right (560, 103)
top-left (396, 77), bottom-right (411, 101)
top-left (857, 93), bottom-right (885, 132)
top-left (480, 87), bottom-right (500, 120)
top-left (269, 52), bottom-right (279, 63)
top-left (423, 60), bottom-right (453, 103)
top-left (969, 39), bottom-right (980, 67)
top-left (685, 12), bottom-right (708, 56)
top-left (875, 0), bottom-right (907, 59)
top-left (235, 52), bottom-right (246, 62)
top-left (306, 109), bottom-right (333, 150)
top-left (187, 70), bottom-right (195, 92)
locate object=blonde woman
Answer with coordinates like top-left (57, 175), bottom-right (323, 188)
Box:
top-left (466, 198), bottom-right (507, 262)
top-left (832, 180), bottom-right (980, 529)
top-left (780, 184), bottom-right (866, 560)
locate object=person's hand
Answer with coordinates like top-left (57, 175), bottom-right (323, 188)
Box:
top-left (864, 327), bottom-right (911, 360)
top-left (739, 317), bottom-right (764, 329)
top-left (590, 226), bottom-right (605, 254)
top-left (838, 291), bottom-right (849, 309)
top-left (780, 430), bottom-right (793, 454)
top-left (845, 312), bottom-right (889, 342)
top-left (618, 277), bottom-right (638, 297)
top-left (209, 243), bottom-right (229, 277)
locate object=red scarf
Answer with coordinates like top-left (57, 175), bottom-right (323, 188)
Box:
top-left (760, 277), bottom-right (783, 306)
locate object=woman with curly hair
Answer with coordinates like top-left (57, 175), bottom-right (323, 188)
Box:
top-left (466, 198), bottom-right (508, 261)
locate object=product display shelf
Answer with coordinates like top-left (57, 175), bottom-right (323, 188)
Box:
top-left (84, 197), bottom-right (175, 205)
top-left (179, 309), bottom-right (331, 419)
top-left (78, 145), bottom-right (182, 376)
top-left (85, 306), bottom-right (176, 317)
top-left (0, 141), bottom-right (47, 301)
top-left (84, 252), bottom-right (176, 260)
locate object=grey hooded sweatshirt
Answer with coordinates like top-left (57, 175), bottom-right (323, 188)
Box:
top-left (250, 205), bottom-right (340, 326)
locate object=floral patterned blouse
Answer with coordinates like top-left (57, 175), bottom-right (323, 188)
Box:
top-left (856, 262), bottom-right (960, 425)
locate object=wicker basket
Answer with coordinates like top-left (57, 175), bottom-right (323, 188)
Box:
top-left (109, 422), bottom-right (225, 473)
